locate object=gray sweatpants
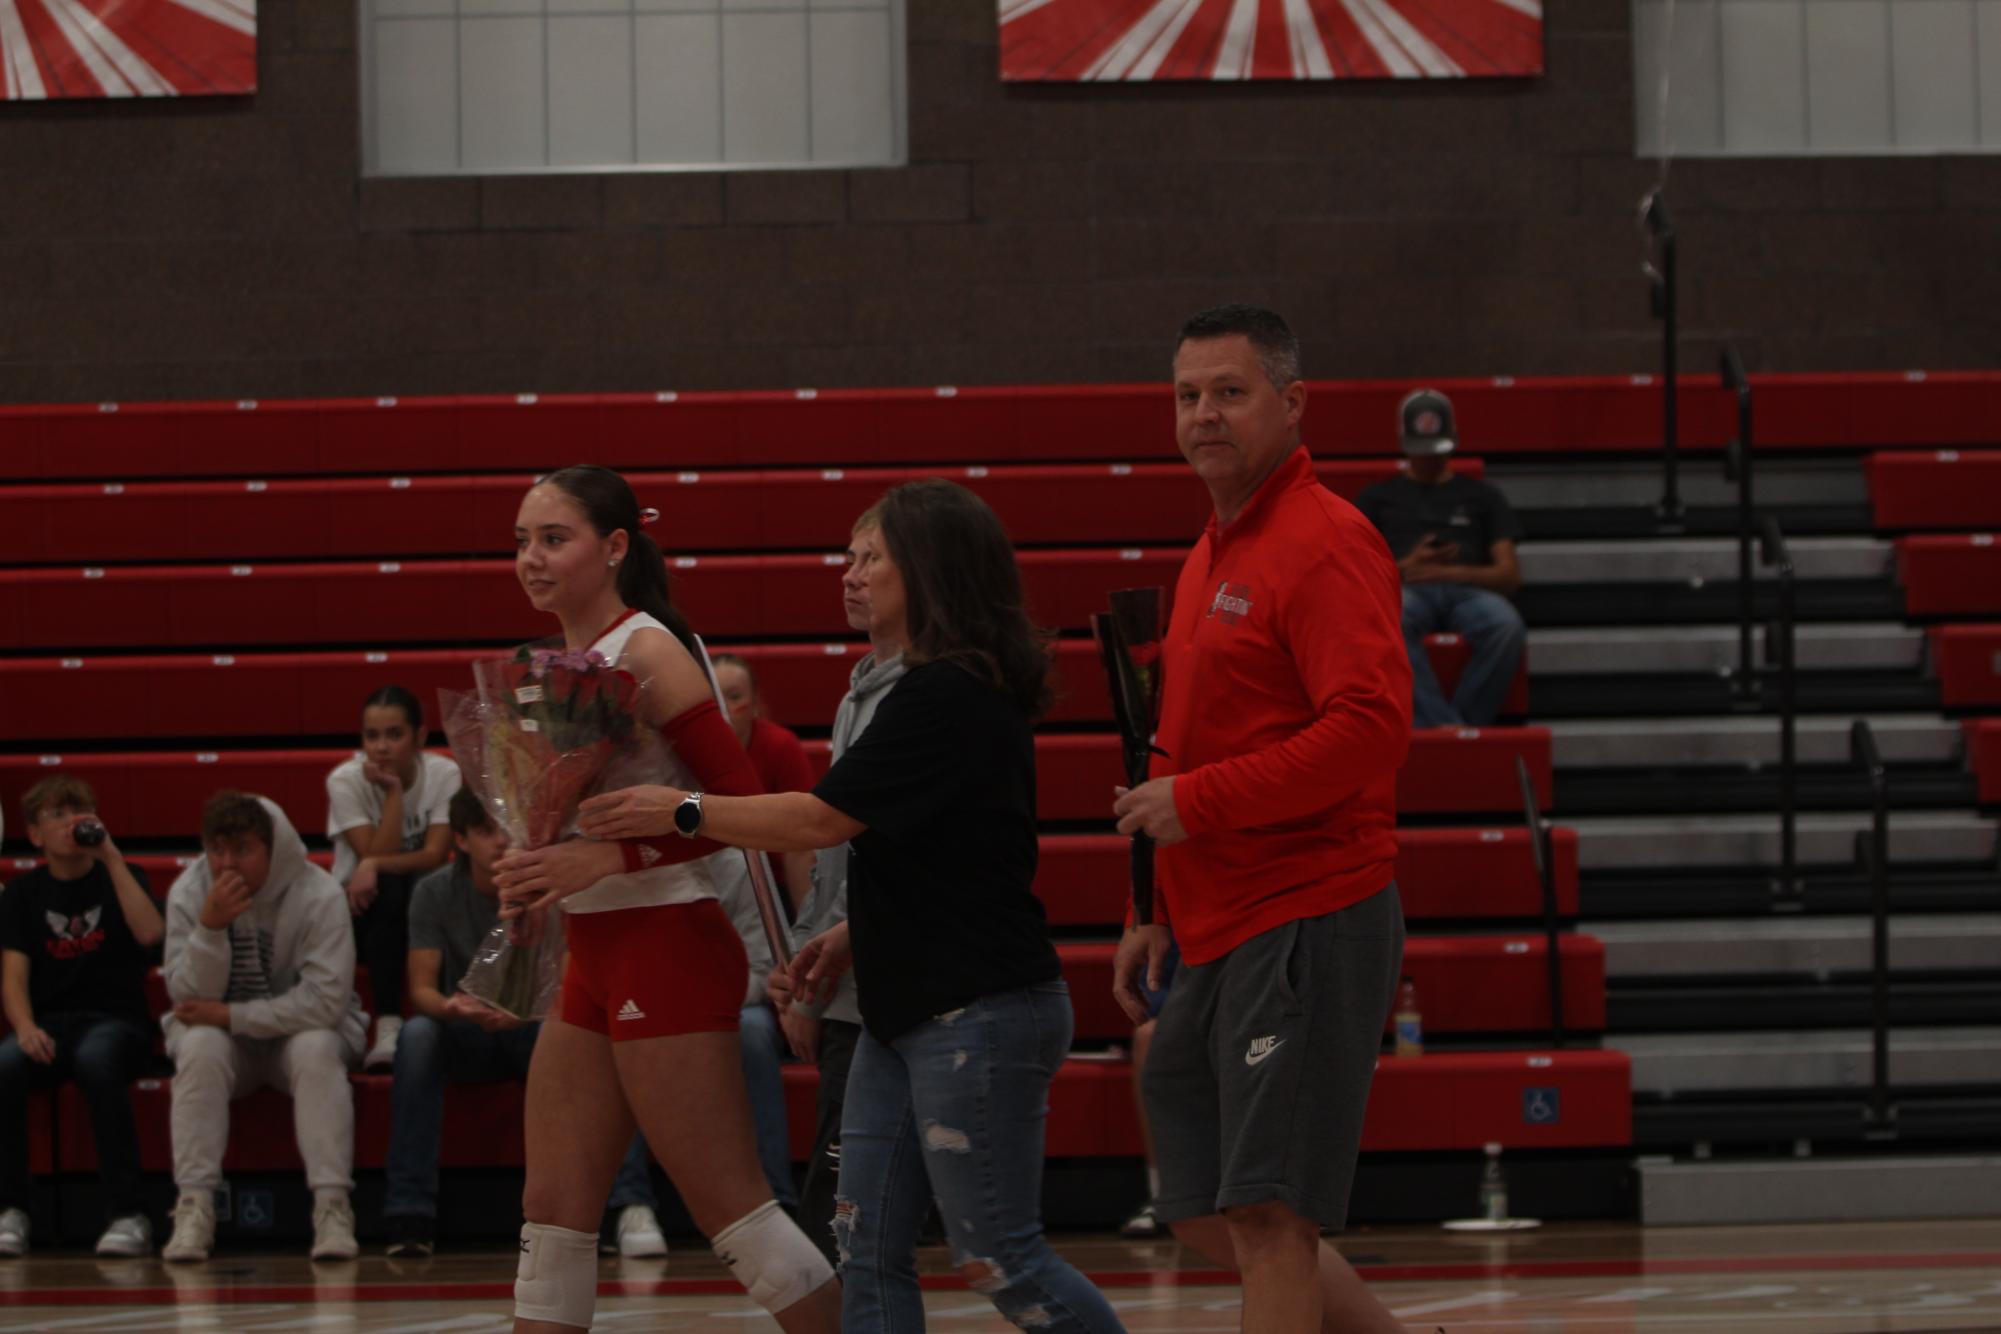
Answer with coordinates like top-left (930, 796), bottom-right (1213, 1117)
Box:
top-left (169, 1026), bottom-right (362, 1195)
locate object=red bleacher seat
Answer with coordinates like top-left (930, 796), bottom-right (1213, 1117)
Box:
top-left (0, 730), bottom-right (1550, 839)
top-left (1031, 827), bottom-right (1577, 930)
top-left (1967, 720), bottom-right (2001, 806)
top-left (1057, 935), bottom-right (1605, 1041)
top-left (96, 832), bottom-right (1574, 939)
top-left (1897, 535), bottom-right (2001, 616)
top-left (1423, 634), bottom-right (1532, 717)
top-left (1931, 625), bottom-right (2001, 707)
top-left (0, 632), bottom-right (1512, 741)
top-left (0, 549), bottom-right (1202, 650)
top-left (0, 460), bottom-right (1482, 564)
top-left (1868, 450), bottom-right (2001, 530)
top-left (799, 728), bottom-right (1550, 819)
top-left (1395, 826), bottom-right (1579, 918)
top-left (68, 1046), bottom-right (1629, 1174)
top-left (1356, 1050), bottom-right (1632, 1151)
top-left (49, 944), bottom-right (1627, 1174)
top-left (9, 374), bottom-right (1999, 482)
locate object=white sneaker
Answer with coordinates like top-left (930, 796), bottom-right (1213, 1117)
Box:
top-left (363, 1015), bottom-right (402, 1072)
top-left (1119, 1201), bottom-right (1162, 1237)
top-left (95, 1213), bottom-right (153, 1258)
top-left (616, 1203), bottom-right (668, 1259)
top-left (0, 1207), bottom-right (27, 1258)
top-left (310, 1195), bottom-right (359, 1261)
top-left (162, 1193), bottom-right (215, 1263)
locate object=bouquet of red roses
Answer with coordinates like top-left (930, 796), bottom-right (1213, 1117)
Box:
top-left (440, 645), bottom-right (646, 1018)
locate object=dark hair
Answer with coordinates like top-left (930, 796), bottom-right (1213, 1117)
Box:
top-left (447, 785), bottom-right (493, 838)
top-left (1176, 304), bottom-right (1301, 389)
top-left (362, 684), bottom-right (423, 733)
top-left (874, 479), bottom-right (1053, 719)
top-left (202, 791), bottom-right (274, 849)
top-left (22, 775), bottom-right (96, 828)
top-left (537, 465), bottom-right (697, 653)
top-left (710, 652), bottom-right (755, 687)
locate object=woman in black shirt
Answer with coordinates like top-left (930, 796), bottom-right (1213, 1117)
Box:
top-left (580, 480), bottom-right (1125, 1333)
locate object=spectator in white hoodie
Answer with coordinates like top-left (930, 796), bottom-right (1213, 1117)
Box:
top-left (159, 791), bottom-right (368, 1264)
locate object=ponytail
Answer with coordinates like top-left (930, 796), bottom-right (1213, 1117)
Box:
top-left (618, 528), bottom-right (697, 654)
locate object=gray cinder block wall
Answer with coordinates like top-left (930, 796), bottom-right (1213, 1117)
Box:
top-left (1, 0), bottom-right (1996, 404)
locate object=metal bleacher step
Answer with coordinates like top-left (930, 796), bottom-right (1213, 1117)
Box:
top-left (1517, 536), bottom-right (1893, 585)
top-left (1637, 1153), bottom-right (2001, 1224)
top-left (1615, 1027), bottom-right (2001, 1095)
top-left (1521, 625), bottom-right (1939, 719)
top-left (1545, 713), bottom-right (1971, 811)
top-left (1492, 459), bottom-right (1869, 512)
top-left (1567, 810), bottom-right (1998, 870)
top-left (1527, 622), bottom-right (1925, 676)
top-left (1587, 915), bottom-right (2001, 978)
top-left (1548, 714), bottom-right (1963, 769)
top-left (1580, 864), bottom-right (2001, 920)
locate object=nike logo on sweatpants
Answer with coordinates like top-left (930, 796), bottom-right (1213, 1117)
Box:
top-left (1245, 1035), bottom-right (1284, 1067)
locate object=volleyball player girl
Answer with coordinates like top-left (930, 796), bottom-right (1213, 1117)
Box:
top-left (488, 465), bottom-right (838, 1334)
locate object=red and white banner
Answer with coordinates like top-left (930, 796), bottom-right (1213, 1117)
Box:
top-left (1001, 0), bottom-right (1542, 82)
top-left (1, 0), bottom-right (255, 100)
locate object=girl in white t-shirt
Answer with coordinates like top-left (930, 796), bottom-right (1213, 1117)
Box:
top-left (325, 685), bottom-right (461, 1069)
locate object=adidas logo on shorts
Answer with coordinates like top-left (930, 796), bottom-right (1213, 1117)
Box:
top-left (617, 999), bottom-right (646, 1022)
top-left (1245, 1035), bottom-right (1285, 1067)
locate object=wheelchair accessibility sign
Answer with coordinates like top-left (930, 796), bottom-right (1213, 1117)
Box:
top-left (237, 1189), bottom-right (275, 1231)
top-left (1522, 1087), bottom-right (1562, 1125)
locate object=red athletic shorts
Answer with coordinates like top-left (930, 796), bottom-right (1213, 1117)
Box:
top-left (560, 899), bottom-right (747, 1041)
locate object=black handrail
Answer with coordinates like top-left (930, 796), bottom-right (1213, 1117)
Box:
top-left (1721, 347), bottom-right (1756, 697)
top-left (1760, 516), bottom-right (1797, 899)
top-left (1515, 755), bottom-right (1566, 1049)
top-left (1644, 191), bottom-right (1683, 526)
top-left (1851, 720), bottom-right (1894, 1135)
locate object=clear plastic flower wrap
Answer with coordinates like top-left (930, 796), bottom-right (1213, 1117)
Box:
top-left (439, 645), bottom-right (652, 1019)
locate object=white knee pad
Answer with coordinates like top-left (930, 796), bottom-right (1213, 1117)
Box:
top-left (713, 1200), bottom-right (835, 1315)
top-left (515, 1220), bottom-right (600, 1329)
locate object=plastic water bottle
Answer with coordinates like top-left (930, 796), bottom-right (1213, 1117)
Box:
top-left (1393, 978), bottom-right (1423, 1057)
top-left (1479, 1142), bottom-right (1508, 1222)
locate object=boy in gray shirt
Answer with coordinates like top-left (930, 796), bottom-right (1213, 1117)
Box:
top-left (382, 789), bottom-right (665, 1257)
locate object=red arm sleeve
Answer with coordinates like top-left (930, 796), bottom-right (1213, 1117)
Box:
top-left (618, 698), bottom-right (768, 872)
top-left (1174, 533), bottom-right (1413, 836)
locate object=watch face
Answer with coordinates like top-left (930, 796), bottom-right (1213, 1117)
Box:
top-left (675, 796), bottom-right (701, 836)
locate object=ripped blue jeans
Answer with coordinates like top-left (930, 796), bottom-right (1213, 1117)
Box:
top-left (835, 981), bottom-right (1126, 1333)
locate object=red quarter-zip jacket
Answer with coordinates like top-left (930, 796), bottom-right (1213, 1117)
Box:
top-left (1152, 447), bottom-right (1411, 965)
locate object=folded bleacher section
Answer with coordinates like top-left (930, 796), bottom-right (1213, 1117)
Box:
top-left (4, 371), bottom-right (1997, 1237)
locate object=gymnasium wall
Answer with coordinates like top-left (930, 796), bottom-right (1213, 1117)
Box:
top-left (1, 0), bottom-right (1996, 406)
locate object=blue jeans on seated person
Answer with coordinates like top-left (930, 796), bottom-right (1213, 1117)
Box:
top-left (738, 1003), bottom-right (798, 1210)
top-left (384, 1014), bottom-right (656, 1222)
top-left (1402, 582), bottom-right (1527, 728)
top-left (0, 1013), bottom-right (151, 1220)
top-left (836, 981), bottom-right (1125, 1333)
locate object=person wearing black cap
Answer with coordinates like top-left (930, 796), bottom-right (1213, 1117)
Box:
top-left (1355, 388), bottom-right (1526, 728)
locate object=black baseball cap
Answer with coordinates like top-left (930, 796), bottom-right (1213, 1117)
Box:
top-left (1399, 388), bottom-right (1456, 457)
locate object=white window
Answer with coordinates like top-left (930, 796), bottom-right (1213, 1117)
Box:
top-left (1634, 0), bottom-right (2001, 155)
top-left (361, 0), bottom-right (906, 175)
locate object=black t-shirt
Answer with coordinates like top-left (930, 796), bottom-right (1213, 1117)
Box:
top-left (0, 862), bottom-right (155, 1030)
top-left (811, 660), bottom-right (1061, 1042)
top-left (1355, 474), bottom-right (1524, 567)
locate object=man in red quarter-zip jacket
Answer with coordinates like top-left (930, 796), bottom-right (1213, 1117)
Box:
top-left (1112, 305), bottom-right (1411, 1334)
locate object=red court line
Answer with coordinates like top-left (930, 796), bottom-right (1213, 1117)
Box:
top-left (3, 1250), bottom-right (1999, 1306)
